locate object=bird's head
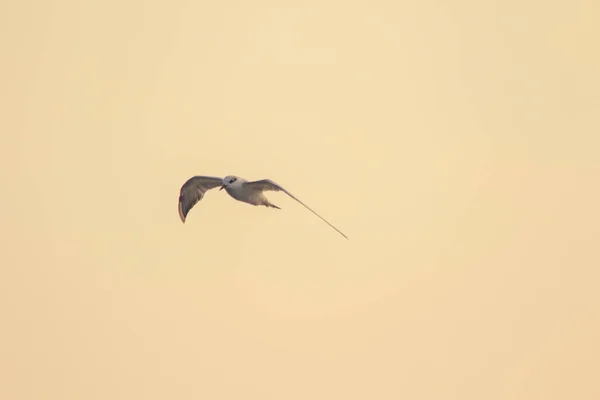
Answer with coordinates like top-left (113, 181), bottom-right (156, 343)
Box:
top-left (220, 175), bottom-right (238, 190)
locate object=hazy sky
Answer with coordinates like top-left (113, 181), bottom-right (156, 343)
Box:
top-left (1, 0), bottom-right (599, 399)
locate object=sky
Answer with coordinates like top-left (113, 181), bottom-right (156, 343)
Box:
top-left (1, 0), bottom-right (599, 399)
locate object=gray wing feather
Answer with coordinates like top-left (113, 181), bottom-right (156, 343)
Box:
top-left (178, 176), bottom-right (223, 223)
top-left (245, 179), bottom-right (287, 194)
top-left (245, 179), bottom-right (348, 239)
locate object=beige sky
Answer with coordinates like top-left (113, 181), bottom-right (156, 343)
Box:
top-left (1, 0), bottom-right (599, 399)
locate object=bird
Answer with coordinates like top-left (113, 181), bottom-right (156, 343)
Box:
top-left (178, 175), bottom-right (348, 239)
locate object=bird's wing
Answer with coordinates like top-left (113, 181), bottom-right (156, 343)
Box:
top-left (245, 179), bottom-right (348, 239)
top-left (178, 176), bottom-right (223, 223)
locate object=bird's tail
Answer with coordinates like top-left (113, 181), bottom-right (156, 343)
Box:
top-left (263, 201), bottom-right (281, 209)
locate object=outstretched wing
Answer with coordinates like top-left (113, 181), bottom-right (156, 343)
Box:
top-left (178, 175), bottom-right (223, 223)
top-left (245, 179), bottom-right (348, 239)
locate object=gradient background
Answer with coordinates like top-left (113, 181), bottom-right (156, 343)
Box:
top-left (2, 0), bottom-right (599, 399)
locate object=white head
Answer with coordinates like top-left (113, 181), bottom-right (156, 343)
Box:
top-left (220, 175), bottom-right (238, 191)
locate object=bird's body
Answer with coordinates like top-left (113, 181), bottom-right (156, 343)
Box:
top-left (178, 174), bottom-right (347, 239)
top-left (220, 177), bottom-right (274, 207)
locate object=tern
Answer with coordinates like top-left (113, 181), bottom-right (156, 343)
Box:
top-left (178, 175), bottom-right (348, 239)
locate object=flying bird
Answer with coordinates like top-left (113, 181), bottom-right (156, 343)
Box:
top-left (178, 175), bottom-right (348, 239)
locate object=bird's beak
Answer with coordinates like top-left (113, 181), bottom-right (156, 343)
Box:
top-left (219, 185), bottom-right (226, 191)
